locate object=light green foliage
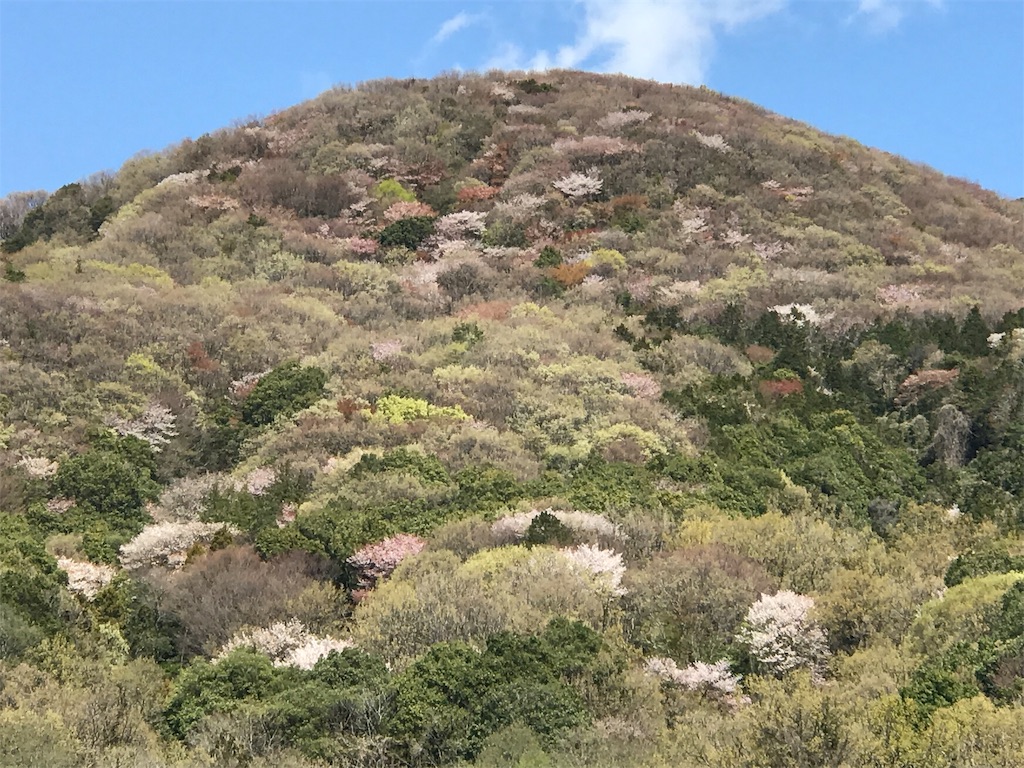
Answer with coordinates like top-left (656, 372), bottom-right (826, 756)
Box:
top-left (370, 394), bottom-right (470, 424)
top-left (352, 547), bottom-right (607, 665)
top-left (585, 247), bottom-right (627, 272)
top-left (373, 178), bottom-right (416, 204)
top-left (908, 572), bottom-right (1024, 657)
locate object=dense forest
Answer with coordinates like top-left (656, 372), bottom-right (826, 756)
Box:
top-left (1, 70), bottom-right (1024, 767)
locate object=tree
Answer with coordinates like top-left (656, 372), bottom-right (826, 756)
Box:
top-left (241, 361), bottom-right (327, 427)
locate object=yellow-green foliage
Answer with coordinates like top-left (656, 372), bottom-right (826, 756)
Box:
top-left (586, 248), bottom-right (627, 271)
top-left (370, 394), bottom-right (470, 424)
top-left (907, 571), bottom-right (1024, 656)
top-left (373, 178), bottom-right (416, 204)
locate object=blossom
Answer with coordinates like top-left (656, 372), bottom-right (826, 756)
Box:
top-left (17, 456), bottom-right (58, 478)
top-left (644, 657), bottom-right (741, 696)
top-left (230, 370), bottom-right (270, 399)
top-left (507, 104), bottom-right (542, 115)
top-left (771, 304), bottom-right (829, 326)
top-left (877, 284), bottom-right (923, 306)
top-left (736, 591), bottom-right (829, 677)
top-left (242, 466), bottom-right (277, 496)
top-left (493, 194), bottom-right (547, 221)
top-left (345, 236), bottom-right (380, 256)
top-left (620, 372), bottom-right (662, 400)
top-left (58, 557), bottom-right (116, 599)
top-left (490, 83), bottom-right (517, 103)
top-left (597, 109), bottom-right (651, 131)
top-left (753, 241), bottom-right (785, 262)
top-left (154, 473), bottom-right (226, 522)
top-left (347, 533), bottom-right (427, 587)
top-left (277, 502), bottom-right (297, 528)
top-left (552, 135), bottom-right (635, 157)
top-left (46, 497), bottom-right (75, 515)
top-left (560, 544), bottom-right (626, 596)
top-left (692, 130), bottom-right (731, 152)
top-left (119, 521), bottom-right (237, 570)
top-left (384, 201), bottom-right (436, 222)
top-left (218, 618), bottom-right (354, 670)
top-left (491, 508), bottom-right (624, 542)
top-left (108, 404), bottom-right (178, 451)
top-left (553, 169), bottom-right (603, 199)
top-left (434, 210), bottom-right (487, 240)
top-left (370, 339), bottom-right (404, 362)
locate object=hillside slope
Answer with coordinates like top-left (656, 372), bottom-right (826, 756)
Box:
top-left (1, 71), bottom-right (1024, 768)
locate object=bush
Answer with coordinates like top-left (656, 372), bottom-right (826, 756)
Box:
top-left (377, 216), bottom-right (436, 250)
top-left (242, 362), bottom-right (327, 427)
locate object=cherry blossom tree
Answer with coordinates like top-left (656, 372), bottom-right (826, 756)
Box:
top-left (736, 590), bottom-right (830, 677)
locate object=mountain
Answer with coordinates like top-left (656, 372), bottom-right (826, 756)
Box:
top-left (1, 70), bottom-right (1024, 768)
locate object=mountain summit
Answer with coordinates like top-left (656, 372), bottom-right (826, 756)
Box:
top-left (1, 71), bottom-right (1024, 767)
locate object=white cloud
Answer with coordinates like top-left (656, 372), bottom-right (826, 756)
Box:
top-left (497, 0), bottom-right (787, 85)
top-left (430, 11), bottom-right (480, 46)
top-left (856, 0), bottom-right (942, 32)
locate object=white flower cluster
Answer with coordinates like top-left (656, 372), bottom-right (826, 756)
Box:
top-left (644, 657), bottom-right (741, 696)
top-left (553, 169), bottom-right (603, 199)
top-left (491, 508), bottom-right (624, 543)
top-left (230, 370), bottom-right (270, 398)
top-left (434, 211), bottom-right (487, 240)
top-left (560, 544), bottom-right (627, 596)
top-left (17, 456), bottom-right (59, 478)
top-left (119, 521), bottom-right (237, 570)
top-left (370, 339), bottom-right (404, 362)
top-left (753, 241), bottom-right (786, 262)
top-left (552, 135), bottom-right (634, 157)
top-left (692, 130), bottom-right (731, 152)
top-left (154, 473), bottom-right (226, 522)
top-left (218, 618), bottom-right (354, 670)
top-left (597, 109), bottom-right (651, 131)
top-left (736, 591), bottom-right (829, 677)
top-left (494, 194), bottom-right (547, 221)
top-left (108, 404), bottom-right (178, 452)
top-left (58, 557), bottom-right (116, 599)
top-left (771, 304), bottom-right (829, 326)
top-left (240, 466), bottom-right (277, 496)
top-left (156, 170), bottom-right (208, 188)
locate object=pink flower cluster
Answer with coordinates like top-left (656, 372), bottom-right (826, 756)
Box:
top-left (347, 533), bottom-right (427, 587)
top-left (384, 201), bottom-right (436, 222)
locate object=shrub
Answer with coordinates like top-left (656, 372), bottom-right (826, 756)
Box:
top-left (377, 216), bottom-right (436, 250)
top-left (241, 361), bottom-right (327, 427)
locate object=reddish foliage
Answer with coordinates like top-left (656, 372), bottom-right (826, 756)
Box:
top-left (186, 341), bottom-right (219, 372)
top-left (896, 368), bottom-right (960, 406)
top-left (758, 378), bottom-right (804, 398)
top-left (456, 185), bottom-right (501, 204)
top-left (458, 300), bottom-right (513, 321)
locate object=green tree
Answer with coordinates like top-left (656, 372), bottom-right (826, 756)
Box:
top-left (241, 361), bottom-right (327, 427)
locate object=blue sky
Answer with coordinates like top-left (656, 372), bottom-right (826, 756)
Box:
top-left (1, 0), bottom-right (1021, 198)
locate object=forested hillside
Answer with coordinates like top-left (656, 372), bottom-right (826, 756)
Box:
top-left (2, 70), bottom-right (1024, 767)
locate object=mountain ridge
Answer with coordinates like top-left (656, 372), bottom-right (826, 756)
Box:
top-left (1, 69), bottom-right (1024, 768)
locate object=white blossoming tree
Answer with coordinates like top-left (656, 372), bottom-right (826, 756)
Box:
top-left (553, 169), bottom-right (603, 199)
top-left (119, 521), bottom-right (237, 570)
top-left (736, 590), bottom-right (830, 677)
top-left (217, 618), bottom-right (354, 670)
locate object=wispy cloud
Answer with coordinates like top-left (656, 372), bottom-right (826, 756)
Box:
top-left (492, 0), bottom-right (787, 85)
top-left (430, 11), bottom-right (481, 46)
top-left (856, 0), bottom-right (943, 33)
